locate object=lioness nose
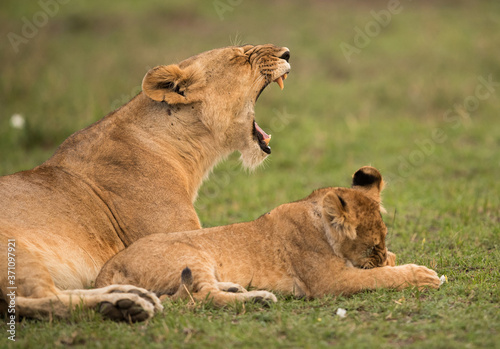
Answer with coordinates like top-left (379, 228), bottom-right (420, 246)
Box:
top-left (279, 50), bottom-right (290, 62)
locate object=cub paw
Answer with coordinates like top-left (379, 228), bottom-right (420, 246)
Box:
top-left (407, 264), bottom-right (440, 289)
top-left (247, 290), bottom-right (278, 305)
top-left (384, 251), bottom-right (397, 267)
top-left (217, 282), bottom-right (248, 293)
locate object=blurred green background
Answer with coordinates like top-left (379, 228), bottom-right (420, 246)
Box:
top-left (1, 1), bottom-right (499, 348)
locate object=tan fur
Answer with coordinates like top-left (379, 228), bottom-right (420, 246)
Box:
top-left (0, 44), bottom-right (291, 320)
top-left (96, 167), bottom-right (440, 307)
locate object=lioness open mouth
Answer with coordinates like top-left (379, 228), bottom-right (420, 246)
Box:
top-left (253, 72), bottom-right (289, 154)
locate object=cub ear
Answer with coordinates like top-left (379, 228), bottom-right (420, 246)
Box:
top-left (352, 166), bottom-right (384, 204)
top-left (323, 192), bottom-right (356, 240)
top-left (142, 64), bottom-right (204, 104)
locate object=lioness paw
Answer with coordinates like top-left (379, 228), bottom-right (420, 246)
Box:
top-left (101, 284), bottom-right (163, 313)
top-left (98, 293), bottom-right (156, 322)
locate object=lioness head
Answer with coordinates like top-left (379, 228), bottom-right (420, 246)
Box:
top-left (142, 44), bottom-right (291, 169)
top-left (321, 166), bottom-right (389, 269)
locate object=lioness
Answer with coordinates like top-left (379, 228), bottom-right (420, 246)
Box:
top-left (0, 44), bottom-right (291, 321)
top-left (96, 167), bottom-right (440, 308)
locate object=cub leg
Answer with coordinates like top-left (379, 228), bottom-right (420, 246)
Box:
top-left (171, 267), bottom-right (276, 306)
top-left (352, 264), bottom-right (440, 291)
top-left (296, 255), bottom-right (439, 298)
top-left (195, 287), bottom-right (277, 306)
top-left (311, 263), bottom-right (440, 297)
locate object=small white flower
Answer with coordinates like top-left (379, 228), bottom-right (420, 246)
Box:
top-left (10, 114), bottom-right (25, 129)
top-left (336, 308), bottom-right (347, 318)
top-left (439, 275), bottom-right (448, 286)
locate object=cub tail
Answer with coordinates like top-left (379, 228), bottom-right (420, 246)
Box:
top-left (171, 267), bottom-right (195, 301)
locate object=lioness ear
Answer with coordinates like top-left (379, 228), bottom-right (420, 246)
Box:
top-left (142, 64), bottom-right (204, 104)
top-left (352, 166), bottom-right (385, 207)
top-left (323, 192), bottom-right (356, 240)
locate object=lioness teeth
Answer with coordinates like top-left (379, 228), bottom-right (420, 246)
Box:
top-left (254, 121), bottom-right (271, 153)
top-left (275, 76), bottom-right (284, 90)
top-left (283, 73), bottom-right (288, 80)
top-left (264, 134), bottom-right (271, 146)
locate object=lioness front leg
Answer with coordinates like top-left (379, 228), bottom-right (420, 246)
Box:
top-left (63, 284), bottom-right (163, 321)
top-left (14, 285), bottom-right (163, 322)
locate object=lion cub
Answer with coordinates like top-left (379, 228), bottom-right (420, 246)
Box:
top-left (96, 167), bottom-right (440, 307)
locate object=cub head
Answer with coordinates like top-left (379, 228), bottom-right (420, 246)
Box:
top-left (142, 44), bottom-right (291, 169)
top-left (322, 166), bottom-right (389, 269)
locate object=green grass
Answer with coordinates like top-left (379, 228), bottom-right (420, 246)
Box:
top-left (1, 0), bottom-right (499, 348)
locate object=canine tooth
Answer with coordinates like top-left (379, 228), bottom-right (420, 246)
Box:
top-left (264, 134), bottom-right (271, 146)
top-left (283, 73), bottom-right (288, 80)
top-left (275, 76), bottom-right (284, 90)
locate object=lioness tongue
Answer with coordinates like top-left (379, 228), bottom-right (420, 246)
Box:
top-left (254, 121), bottom-right (271, 146)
